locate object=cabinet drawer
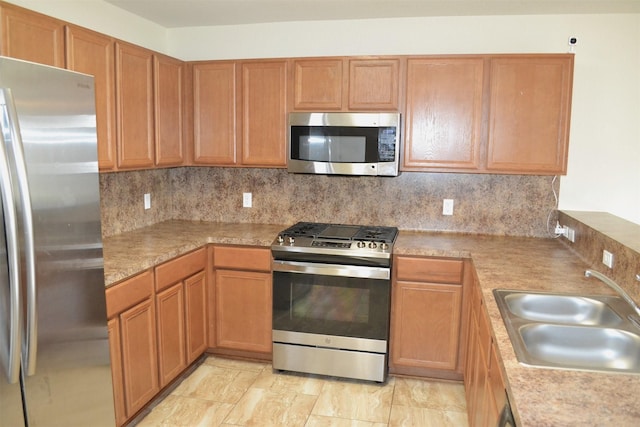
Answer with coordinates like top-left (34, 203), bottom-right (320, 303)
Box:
top-left (213, 245), bottom-right (271, 272)
top-left (395, 256), bottom-right (463, 284)
top-left (155, 248), bottom-right (207, 292)
top-left (106, 270), bottom-right (154, 319)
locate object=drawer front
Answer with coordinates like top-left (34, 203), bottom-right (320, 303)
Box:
top-left (213, 245), bottom-right (271, 272)
top-left (155, 248), bottom-right (207, 292)
top-left (395, 256), bottom-right (463, 284)
top-left (106, 269), bottom-right (154, 319)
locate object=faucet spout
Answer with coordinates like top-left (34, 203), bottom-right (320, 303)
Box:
top-left (585, 270), bottom-right (640, 318)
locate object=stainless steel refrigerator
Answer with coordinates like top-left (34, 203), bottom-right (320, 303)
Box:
top-left (0, 57), bottom-right (115, 426)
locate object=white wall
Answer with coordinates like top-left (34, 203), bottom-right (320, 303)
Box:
top-left (7, 1), bottom-right (640, 225)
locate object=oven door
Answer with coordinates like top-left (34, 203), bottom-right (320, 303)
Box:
top-left (272, 260), bottom-right (391, 346)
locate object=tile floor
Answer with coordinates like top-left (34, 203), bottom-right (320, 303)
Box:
top-left (135, 356), bottom-right (469, 427)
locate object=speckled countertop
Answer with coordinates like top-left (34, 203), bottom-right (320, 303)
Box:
top-left (103, 220), bottom-right (640, 427)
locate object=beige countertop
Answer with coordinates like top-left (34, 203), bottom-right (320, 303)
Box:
top-left (103, 220), bottom-right (640, 426)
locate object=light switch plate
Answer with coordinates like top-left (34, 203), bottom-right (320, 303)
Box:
top-left (144, 193), bottom-right (151, 210)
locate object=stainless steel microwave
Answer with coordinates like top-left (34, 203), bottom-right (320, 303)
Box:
top-left (288, 112), bottom-right (400, 176)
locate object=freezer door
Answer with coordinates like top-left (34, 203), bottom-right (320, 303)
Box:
top-left (0, 202), bottom-right (25, 427)
top-left (0, 57), bottom-right (115, 426)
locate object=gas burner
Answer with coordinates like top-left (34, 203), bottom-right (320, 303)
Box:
top-left (272, 222), bottom-right (399, 266)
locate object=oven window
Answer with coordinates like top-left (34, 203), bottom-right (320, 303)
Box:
top-left (273, 271), bottom-right (390, 341)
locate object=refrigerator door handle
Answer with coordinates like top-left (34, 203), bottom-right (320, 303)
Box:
top-left (0, 96), bottom-right (22, 384)
top-left (2, 88), bottom-right (37, 376)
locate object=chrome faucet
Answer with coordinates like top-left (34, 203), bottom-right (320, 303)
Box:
top-left (585, 269), bottom-right (640, 327)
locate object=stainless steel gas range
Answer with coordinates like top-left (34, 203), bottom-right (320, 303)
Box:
top-left (271, 222), bottom-right (398, 382)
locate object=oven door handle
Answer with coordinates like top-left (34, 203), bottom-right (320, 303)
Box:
top-left (272, 260), bottom-right (390, 280)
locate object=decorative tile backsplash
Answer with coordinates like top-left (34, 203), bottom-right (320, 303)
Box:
top-left (100, 167), bottom-right (559, 238)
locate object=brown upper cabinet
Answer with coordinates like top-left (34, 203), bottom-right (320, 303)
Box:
top-left (0, 2), bottom-right (64, 67)
top-left (192, 61), bottom-right (237, 164)
top-left (192, 59), bottom-right (288, 167)
top-left (291, 57), bottom-right (400, 111)
top-left (154, 53), bottom-right (185, 167)
top-left (487, 55), bottom-right (573, 174)
top-left (404, 57), bottom-right (485, 171)
top-left (403, 54), bottom-right (573, 175)
top-left (239, 60), bottom-right (288, 166)
top-left (115, 42), bottom-right (155, 169)
top-left (65, 25), bottom-right (117, 171)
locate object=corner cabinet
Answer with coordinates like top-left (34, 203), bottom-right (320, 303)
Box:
top-left (465, 269), bottom-right (508, 427)
top-left (390, 256), bottom-right (466, 379)
top-left (212, 245), bottom-right (272, 357)
top-left (154, 248), bottom-right (207, 388)
top-left (192, 61), bottom-right (237, 164)
top-left (154, 53), bottom-right (185, 167)
top-left (291, 56), bottom-right (400, 111)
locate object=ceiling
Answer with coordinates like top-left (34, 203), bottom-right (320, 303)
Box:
top-left (104, 0), bottom-right (640, 28)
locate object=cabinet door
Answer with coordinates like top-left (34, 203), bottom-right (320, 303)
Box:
top-left (107, 318), bottom-right (127, 427)
top-left (185, 271), bottom-right (207, 363)
top-left (192, 61), bottom-right (237, 164)
top-left (292, 58), bottom-right (344, 110)
top-left (404, 58), bottom-right (484, 170)
top-left (348, 58), bottom-right (400, 110)
top-left (487, 55), bottom-right (573, 174)
top-left (391, 281), bottom-right (463, 370)
top-left (156, 282), bottom-right (187, 388)
top-left (115, 42), bottom-right (155, 169)
top-left (239, 60), bottom-right (287, 166)
top-left (0, 3), bottom-right (64, 67)
top-left (65, 25), bottom-right (117, 171)
top-left (215, 269), bottom-right (272, 353)
top-left (154, 54), bottom-right (184, 166)
top-left (120, 298), bottom-right (159, 417)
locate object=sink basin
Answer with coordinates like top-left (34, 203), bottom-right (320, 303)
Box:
top-left (503, 293), bottom-right (623, 326)
top-left (519, 324), bottom-right (640, 372)
top-left (494, 289), bottom-right (640, 374)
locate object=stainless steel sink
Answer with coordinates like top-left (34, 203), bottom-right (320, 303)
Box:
top-left (519, 324), bottom-right (640, 372)
top-left (494, 289), bottom-right (640, 374)
top-left (503, 293), bottom-right (623, 326)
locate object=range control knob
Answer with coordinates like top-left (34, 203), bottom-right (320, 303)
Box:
top-left (368, 241), bottom-right (377, 249)
top-left (380, 242), bottom-right (389, 250)
top-left (356, 241), bottom-right (366, 248)
top-left (288, 236), bottom-right (295, 245)
top-left (277, 235), bottom-right (284, 244)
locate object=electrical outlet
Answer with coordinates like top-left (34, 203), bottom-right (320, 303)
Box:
top-left (566, 227), bottom-right (576, 242)
top-left (243, 192), bottom-right (252, 208)
top-left (442, 199), bottom-right (454, 216)
top-left (602, 250), bottom-right (614, 268)
top-left (144, 193), bottom-right (151, 210)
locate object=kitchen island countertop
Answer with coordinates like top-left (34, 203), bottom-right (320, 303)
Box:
top-left (103, 220), bottom-right (640, 426)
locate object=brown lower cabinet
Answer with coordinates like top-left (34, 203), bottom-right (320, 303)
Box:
top-left (465, 268), bottom-right (508, 427)
top-left (105, 248), bottom-right (208, 426)
top-left (155, 248), bottom-right (208, 387)
top-left (212, 245), bottom-right (272, 357)
top-left (105, 270), bottom-right (159, 423)
top-left (390, 256), bottom-right (467, 379)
